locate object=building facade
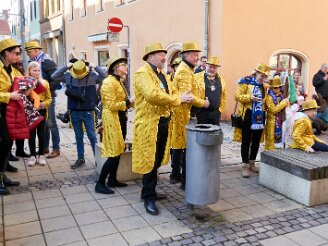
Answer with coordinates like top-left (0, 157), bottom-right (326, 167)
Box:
top-left (64, 0), bottom-right (328, 120)
top-left (40, 0), bottom-right (65, 66)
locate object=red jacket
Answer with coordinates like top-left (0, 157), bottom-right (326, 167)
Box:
top-left (6, 77), bottom-right (44, 140)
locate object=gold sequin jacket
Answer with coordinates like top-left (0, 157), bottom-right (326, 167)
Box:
top-left (132, 63), bottom-right (181, 174)
top-left (101, 75), bottom-right (128, 158)
top-left (0, 61), bottom-right (21, 104)
top-left (171, 61), bottom-right (206, 149)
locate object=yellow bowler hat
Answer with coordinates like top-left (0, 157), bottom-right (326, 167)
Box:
top-left (181, 41), bottom-right (201, 53)
top-left (69, 61), bottom-right (89, 79)
top-left (0, 38), bottom-right (21, 53)
top-left (301, 99), bottom-right (320, 111)
top-left (172, 57), bottom-right (182, 66)
top-left (269, 76), bottom-right (283, 88)
top-left (143, 43), bottom-right (167, 61)
top-left (206, 57), bottom-right (221, 67)
top-left (106, 56), bottom-right (127, 72)
top-left (24, 40), bottom-right (43, 51)
top-left (255, 63), bottom-right (271, 76)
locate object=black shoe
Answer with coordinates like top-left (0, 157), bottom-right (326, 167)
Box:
top-left (169, 174), bottom-right (181, 184)
top-left (95, 182), bottom-right (115, 194)
top-left (314, 130), bottom-right (322, 136)
top-left (107, 178), bottom-right (128, 188)
top-left (9, 153), bottom-right (19, 162)
top-left (16, 152), bottom-right (30, 158)
top-left (70, 159), bottom-right (85, 169)
top-left (3, 175), bottom-right (20, 186)
top-left (0, 175), bottom-right (9, 195)
top-left (144, 200), bottom-right (159, 215)
top-left (6, 163), bottom-right (18, 173)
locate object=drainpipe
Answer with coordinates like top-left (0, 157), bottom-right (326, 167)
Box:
top-left (204, 0), bottom-right (209, 57)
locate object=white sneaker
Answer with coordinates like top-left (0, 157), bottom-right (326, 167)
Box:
top-left (28, 156), bottom-right (37, 166)
top-left (38, 155), bottom-right (47, 166)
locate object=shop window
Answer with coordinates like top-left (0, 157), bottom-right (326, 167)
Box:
top-left (98, 50), bottom-right (109, 68)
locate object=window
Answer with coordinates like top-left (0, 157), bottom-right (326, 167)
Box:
top-left (69, 0), bottom-right (74, 20)
top-left (269, 53), bottom-right (302, 79)
top-left (81, 0), bottom-right (87, 17)
top-left (98, 50), bottom-right (109, 67)
top-left (80, 51), bottom-right (87, 61)
top-left (95, 0), bottom-right (104, 12)
top-left (34, 0), bottom-right (37, 19)
top-left (30, 2), bottom-right (33, 21)
top-left (116, 0), bottom-right (126, 6)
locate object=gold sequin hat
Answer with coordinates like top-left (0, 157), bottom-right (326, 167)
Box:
top-left (206, 57), bottom-right (221, 67)
top-left (69, 61), bottom-right (89, 79)
top-left (24, 40), bottom-right (43, 51)
top-left (268, 76), bottom-right (283, 88)
top-left (106, 56), bottom-right (127, 72)
top-left (255, 63), bottom-right (271, 76)
top-left (181, 41), bottom-right (201, 53)
top-left (301, 99), bottom-right (320, 111)
top-left (172, 57), bottom-right (182, 66)
top-left (0, 38), bottom-right (21, 53)
top-left (143, 43), bottom-right (167, 61)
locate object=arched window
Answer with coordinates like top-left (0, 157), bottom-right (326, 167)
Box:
top-left (269, 53), bottom-right (302, 76)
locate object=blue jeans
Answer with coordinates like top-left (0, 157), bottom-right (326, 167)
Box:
top-left (70, 110), bottom-right (97, 159)
top-left (45, 97), bottom-right (60, 150)
top-left (312, 141), bottom-right (328, 152)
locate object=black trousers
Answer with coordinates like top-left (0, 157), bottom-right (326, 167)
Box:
top-left (241, 109), bottom-right (263, 163)
top-left (171, 149), bottom-right (186, 182)
top-left (196, 110), bottom-right (221, 125)
top-left (142, 119), bottom-right (169, 202)
top-left (10, 139), bottom-right (25, 154)
top-left (97, 111), bottom-right (127, 184)
top-left (0, 106), bottom-right (11, 172)
top-left (28, 109), bottom-right (47, 156)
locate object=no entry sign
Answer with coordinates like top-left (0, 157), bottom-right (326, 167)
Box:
top-left (107, 17), bottom-right (123, 33)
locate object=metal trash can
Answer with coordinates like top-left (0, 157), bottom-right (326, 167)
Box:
top-left (185, 124), bottom-right (223, 206)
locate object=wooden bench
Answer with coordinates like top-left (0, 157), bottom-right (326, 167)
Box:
top-left (259, 149), bottom-right (328, 206)
top-left (95, 142), bottom-right (142, 182)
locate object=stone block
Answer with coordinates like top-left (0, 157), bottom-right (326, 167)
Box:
top-left (259, 163), bottom-right (328, 206)
top-left (95, 143), bottom-right (142, 182)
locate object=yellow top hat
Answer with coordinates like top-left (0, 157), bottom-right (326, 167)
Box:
top-left (24, 40), bottom-right (42, 51)
top-left (181, 41), bottom-right (201, 53)
top-left (301, 99), bottom-right (320, 111)
top-left (106, 56), bottom-right (127, 72)
top-left (269, 76), bottom-right (283, 88)
top-left (69, 61), bottom-right (89, 79)
top-left (206, 57), bottom-right (221, 67)
top-left (255, 63), bottom-right (271, 76)
top-left (143, 43), bottom-right (167, 61)
top-left (172, 57), bottom-right (182, 66)
top-left (0, 38), bottom-right (21, 53)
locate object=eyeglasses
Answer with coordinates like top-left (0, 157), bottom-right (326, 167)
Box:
top-left (115, 62), bottom-right (127, 68)
top-left (10, 51), bottom-right (21, 55)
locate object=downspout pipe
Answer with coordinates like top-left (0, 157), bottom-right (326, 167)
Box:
top-left (204, 0), bottom-right (209, 57)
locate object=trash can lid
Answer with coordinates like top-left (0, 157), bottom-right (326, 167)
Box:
top-left (185, 124), bottom-right (221, 132)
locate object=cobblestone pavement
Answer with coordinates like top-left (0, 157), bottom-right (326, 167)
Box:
top-left (1, 89), bottom-right (328, 246)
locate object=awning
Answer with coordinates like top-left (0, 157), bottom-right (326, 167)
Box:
top-left (43, 29), bottom-right (61, 39)
top-left (0, 20), bottom-right (11, 36)
top-left (87, 32), bottom-right (108, 42)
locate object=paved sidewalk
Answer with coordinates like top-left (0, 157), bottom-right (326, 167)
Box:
top-left (1, 89), bottom-right (328, 245)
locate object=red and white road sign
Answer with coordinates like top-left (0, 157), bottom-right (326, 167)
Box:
top-left (107, 17), bottom-right (123, 33)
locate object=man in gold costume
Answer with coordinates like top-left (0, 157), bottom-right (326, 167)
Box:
top-left (132, 43), bottom-right (193, 215)
top-left (170, 41), bottom-right (210, 189)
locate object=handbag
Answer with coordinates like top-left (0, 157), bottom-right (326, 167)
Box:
top-left (231, 101), bottom-right (243, 128)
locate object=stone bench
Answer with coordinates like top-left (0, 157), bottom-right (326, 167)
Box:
top-left (259, 149), bottom-right (328, 206)
top-left (95, 142), bottom-right (142, 182)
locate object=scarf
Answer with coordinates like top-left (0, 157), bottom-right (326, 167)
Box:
top-left (268, 89), bottom-right (283, 143)
top-left (21, 94), bottom-right (44, 132)
top-left (239, 76), bottom-right (264, 130)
